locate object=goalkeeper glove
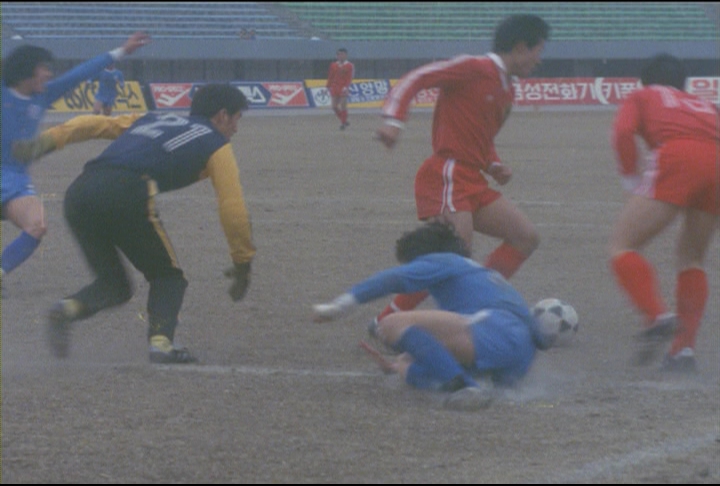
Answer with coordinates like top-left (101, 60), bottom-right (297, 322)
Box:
top-left (224, 261), bottom-right (251, 302)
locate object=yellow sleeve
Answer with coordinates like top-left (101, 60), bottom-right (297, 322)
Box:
top-left (47, 113), bottom-right (144, 150)
top-left (205, 144), bottom-right (256, 264)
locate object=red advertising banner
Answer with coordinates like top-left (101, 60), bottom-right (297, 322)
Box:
top-left (513, 78), bottom-right (641, 105)
top-left (687, 77), bottom-right (720, 105)
top-left (262, 82), bottom-right (310, 108)
top-left (150, 83), bottom-right (195, 109)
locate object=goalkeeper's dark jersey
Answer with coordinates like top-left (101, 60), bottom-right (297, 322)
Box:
top-left (86, 112), bottom-right (228, 192)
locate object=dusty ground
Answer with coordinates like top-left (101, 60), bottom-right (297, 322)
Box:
top-left (2, 109), bottom-right (719, 483)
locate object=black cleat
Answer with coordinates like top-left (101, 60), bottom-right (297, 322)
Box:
top-left (660, 349), bottom-right (697, 374)
top-left (47, 299), bottom-right (83, 359)
top-left (632, 313), bottom-right (677, 366)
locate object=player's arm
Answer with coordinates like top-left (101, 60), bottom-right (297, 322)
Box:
top-left (313, 260), bottom-right (438, 322)
top-left (45, 32), bottom-right (149, 102)
top-left (12, 113), bottom-right (143, 163)
top-left (378, 55), bottom-right (478, 147)
top-left (204, 144), bottom-right (256, 301)
top-left (611, 92), bottom-right (642, 190)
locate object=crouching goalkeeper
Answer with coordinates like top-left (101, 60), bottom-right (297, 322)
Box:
top-left (13, 84), bottom-right (255, 364)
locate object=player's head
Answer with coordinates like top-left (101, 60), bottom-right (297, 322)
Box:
top-left (336, 48), bottom-right (348, 61)
top-left (190, 84), bottom-right (248, 118)
top-left (2, 45), bottom-right (54, 89)
top-left (640, 53), bottom-right (687, 90)
top-left (395, 222), bottom-right (470, 263)
top-left (493, 14), bottom-right (550, 53)
top-left (191, 84), bottom-right (249, 139)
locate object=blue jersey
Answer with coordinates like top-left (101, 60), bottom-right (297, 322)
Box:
top-left (91, 68), bottom-right (124, 104)
top-left (350, 253), bottom-right (551, 350)
top-left (351, 253), bottom-right (529, 315)
top-left (1, 52), bottom-right (114, 204)
top-left (85, 112), bottom-right (228, 193)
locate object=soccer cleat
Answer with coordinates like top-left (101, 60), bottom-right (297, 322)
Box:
top-left (48, 299), bottom-right (83, 357)
top-left (632, 313), bottom-right (677, 366)
top-left (148, 335), bottom-right (198, 364)
top-left (660, 348), bottom-right (698, 374)
top-left (443, 383), bottom-right (495, 411)
top-left (47, 299), bottom-right (83, 359)
top-left (340, 122), bottom-right (349, 130)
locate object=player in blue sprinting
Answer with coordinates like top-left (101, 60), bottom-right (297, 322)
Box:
top-left (1, 32), bottom-right (149, 284)
top-left (88, 63), bottom-right (125, 116)
top-left (312, 222), bottom-right (553, 410)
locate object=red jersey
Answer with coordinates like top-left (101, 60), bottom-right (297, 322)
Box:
top-left (326, 60), bottom-right (354, 91)
top-left (382, 54), bottom-right (514, 170)
top-left (612, 85), bottom-right (720, 175)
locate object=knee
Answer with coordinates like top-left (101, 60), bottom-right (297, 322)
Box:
top-left (377, 315), bottom-right (409, 346)
top-left (24, 219), bottom-right (47, 239)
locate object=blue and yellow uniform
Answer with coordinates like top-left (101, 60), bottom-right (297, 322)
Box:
top-left (349, 253), bottom-right (547, 386)
top-left (42, 112), bottom-right (255, 342)
top-left (1, 53), bottom-right (116, 206)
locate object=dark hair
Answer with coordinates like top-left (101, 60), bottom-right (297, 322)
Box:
top-left (493, 14), bottom-right (550, 53)
top-left (2, 45), bottom-right (54, 87)
top-left (640, 53), bottom-right (687, 90)
top-left (190, 84), bottom-right (249, 118)
top-left (337, 48), bottom-right (348, 53)
top-left (395, 222), bottom-right (470, 263)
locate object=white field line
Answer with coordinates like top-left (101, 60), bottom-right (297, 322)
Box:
top-left (544, 432), bottom-right (719, 483)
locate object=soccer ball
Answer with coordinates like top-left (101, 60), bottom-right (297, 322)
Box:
top-left (532, 298), bottom-right (579, 347)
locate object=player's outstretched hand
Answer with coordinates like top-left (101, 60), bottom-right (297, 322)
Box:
top-left (225, 261), bottom-right (251, 302)
top-left (123, 32), bottom-right (151, 55)
top-left (312, 293), bottom-right (357, 323)
top-left (486, 161), bottom-right (512, 186)
top-left (375, 124), bottom-right (401, 149)
top-left (312, 302), bottom-right (343, 323)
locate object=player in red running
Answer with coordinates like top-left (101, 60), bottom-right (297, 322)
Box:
top-left (608, 53), bottom-right (720, 371)
top-left (326, 48), bottom-right (354, 130)
top-left (372, 15), bottom-right (550, 327)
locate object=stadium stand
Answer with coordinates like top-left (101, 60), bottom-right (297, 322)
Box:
top-left (2, 2), bottom-right (716, 42)
top-left (280, 2), bottom-right (719, 41)
top-left (0, 2), bottom-right (307, 40)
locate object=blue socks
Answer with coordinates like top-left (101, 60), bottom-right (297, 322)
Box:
top-left (1, 232), bottom-right (41, 274)
top-left (394, 326), bottom-right (477, 390)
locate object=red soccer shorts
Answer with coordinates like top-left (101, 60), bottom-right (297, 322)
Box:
top-left (414, 155), bottom-right (501, 220)
top-left (636, 140), bottom-right (720, 215)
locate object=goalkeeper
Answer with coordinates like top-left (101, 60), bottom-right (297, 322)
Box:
top-left (313, 222), bottom-right (553, 410)
top-left (14, 84), bottom-right (255, 364)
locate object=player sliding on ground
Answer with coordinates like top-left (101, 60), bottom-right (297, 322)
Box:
top-left (312, 222), bottom-right (554, 411)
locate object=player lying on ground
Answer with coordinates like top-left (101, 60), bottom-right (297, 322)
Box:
top-left (312, 222), bottom-right (553, 410)
top-left (13, 85), bottom-right (256, 364)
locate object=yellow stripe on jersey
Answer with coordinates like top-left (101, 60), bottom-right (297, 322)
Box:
top-left (205, 144), bottom-right (256, 264)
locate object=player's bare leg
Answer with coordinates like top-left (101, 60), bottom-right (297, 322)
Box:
top-left (1, 195), bottom-right (46, 275)
top-left (376, 310), bottom-right (475, 367)
top-left (665, 209), bottom-right (718, 367)
top-left (609, 195), bottom-right (681, 363)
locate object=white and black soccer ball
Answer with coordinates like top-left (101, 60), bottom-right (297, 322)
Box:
top-left (533, 298), bottom-right (579, 347)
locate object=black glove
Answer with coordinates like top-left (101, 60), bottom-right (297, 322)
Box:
top-left (224, 261), bottom-right (251, 302)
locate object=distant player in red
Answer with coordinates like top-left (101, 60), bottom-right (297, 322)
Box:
top-left (326, 48), bottom-right (354, 130)
top-left (609, 53), bottom-right (720, 372)
top-left (372, 15), bottom-right (550, 327)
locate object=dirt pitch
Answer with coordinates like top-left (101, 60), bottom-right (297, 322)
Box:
top-left (2, 109), bottom-right (719, 483)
